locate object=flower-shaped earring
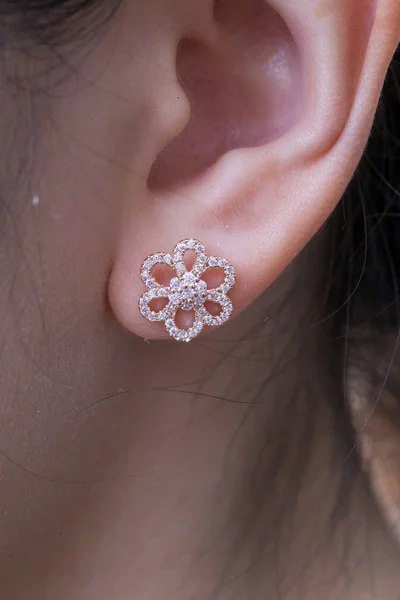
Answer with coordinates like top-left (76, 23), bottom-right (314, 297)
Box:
top-left (139, 239), bottom-right (236, 342)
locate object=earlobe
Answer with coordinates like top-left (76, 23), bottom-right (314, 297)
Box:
top-left (108, 0), bottom-right (400, 341)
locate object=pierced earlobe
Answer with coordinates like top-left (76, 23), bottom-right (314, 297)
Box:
top-left (139, 239), bottom-right (236, 342)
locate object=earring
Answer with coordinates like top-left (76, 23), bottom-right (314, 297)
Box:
top-left (139, 239), bottom-right (236, 342)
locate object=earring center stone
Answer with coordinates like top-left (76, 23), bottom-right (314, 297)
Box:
top-left (170, 275), bottom-right (207, 311)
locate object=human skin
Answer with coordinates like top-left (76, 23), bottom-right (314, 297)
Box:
top-left (0, 0), bottom-right (399, 598)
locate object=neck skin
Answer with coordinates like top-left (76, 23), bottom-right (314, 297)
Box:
top-left (1, 228), bottom-right (400, 600)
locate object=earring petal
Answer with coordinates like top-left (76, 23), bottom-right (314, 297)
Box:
top-left (165, 308), bottom-right (205, 343)
top-left (139, 287), bottom-right (178, 322)
top-left (203, 256), bottom-right (236, 294)
top-left (140, 252), bottom-right (174, 288)
top-left (172, 239), bottom-right (208, 278)
top-left (202, 291), bottom-right (233, 327)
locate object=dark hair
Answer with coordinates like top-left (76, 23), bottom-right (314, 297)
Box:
top-left (330, 48), bottom-right (400, 426)
top-left (334, 50), bottom-right (400, 330)
top-left (0, 0), bottom-right (120, 45)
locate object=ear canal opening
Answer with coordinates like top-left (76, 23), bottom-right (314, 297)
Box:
top-left (148, 0), bottom-right (301, 190)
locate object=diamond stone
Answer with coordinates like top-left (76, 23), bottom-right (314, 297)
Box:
top-left (175, 263), bottom-right (186, 275)
top-left (182, 272), bottom-right (196, 284)
top-left (194, 281), bottom-right (207, 295)
top-left (171, 278), bottom-right (180, 290)
top-left (169, 293), bottom-right (180, 304)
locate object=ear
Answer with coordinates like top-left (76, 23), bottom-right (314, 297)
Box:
top-left (109, 0), bottom-right (400, 341)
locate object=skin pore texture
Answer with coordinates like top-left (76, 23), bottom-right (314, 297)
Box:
top-left (0, 0), bottom-right (399, 598)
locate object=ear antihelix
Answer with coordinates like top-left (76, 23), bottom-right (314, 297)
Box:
top-left (139, 238), bottom-right (236, 342)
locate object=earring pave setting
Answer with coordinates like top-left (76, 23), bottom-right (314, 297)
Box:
top-left (139, 239), bottom-right (236, 342)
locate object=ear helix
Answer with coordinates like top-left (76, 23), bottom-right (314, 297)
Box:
top-left (139, 238), bottom-right (236, 342)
